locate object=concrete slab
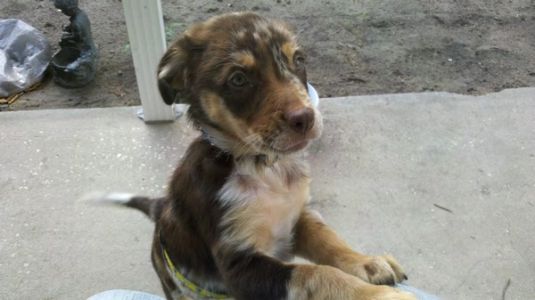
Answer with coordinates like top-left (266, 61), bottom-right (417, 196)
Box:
top-left (1, 88), bottom-right (534, 300)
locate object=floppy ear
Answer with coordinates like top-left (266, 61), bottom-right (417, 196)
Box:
top-left (157, 36), bottom-right (203, 105)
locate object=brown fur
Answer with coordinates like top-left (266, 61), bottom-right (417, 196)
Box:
top-left (288, 265), bottom-right (413, 300)
top-left (294, 210), bottom-right (408, 285)
top-left (118, 12), bottom-right (415, 300)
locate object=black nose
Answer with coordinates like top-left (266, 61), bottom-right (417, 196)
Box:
top-left (285, 107), bottom-right (315, 134)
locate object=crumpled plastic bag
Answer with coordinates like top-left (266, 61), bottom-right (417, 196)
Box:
top-left (0, 19), bottom-right (51, 98)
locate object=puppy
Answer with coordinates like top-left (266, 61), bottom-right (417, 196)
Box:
top-left (112, 12), bottom-right (415, 300)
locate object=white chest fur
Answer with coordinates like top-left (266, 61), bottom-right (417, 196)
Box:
top-left (218, 157), bottom-right (310, 259)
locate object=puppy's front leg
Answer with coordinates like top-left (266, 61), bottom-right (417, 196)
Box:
top-left (294, 209), bottom-right (408, 285)
top-left (213, 246), bottom-right (414, 300)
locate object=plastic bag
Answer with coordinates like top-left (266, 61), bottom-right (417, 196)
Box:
top-left (0, 19), bottom-right (51, 98)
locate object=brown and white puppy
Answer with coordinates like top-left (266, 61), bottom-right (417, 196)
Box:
top-left (113, 12), bottom-right (415, 300)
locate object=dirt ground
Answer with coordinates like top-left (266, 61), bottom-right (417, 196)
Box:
top-left (2, 0), bottom-right (534, 111)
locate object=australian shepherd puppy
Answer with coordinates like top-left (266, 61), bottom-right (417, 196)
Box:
top-left (108, 12), bottom-right (415, 300)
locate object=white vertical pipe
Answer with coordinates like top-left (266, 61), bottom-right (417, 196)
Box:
top-left (122, 0), bottom-right (175, 122)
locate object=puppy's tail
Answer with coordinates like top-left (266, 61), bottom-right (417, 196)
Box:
top-left (85, 192), bottom-right (164, 222)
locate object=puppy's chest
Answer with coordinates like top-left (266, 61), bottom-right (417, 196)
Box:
top-left (218, 160), bottom-right (310, 258)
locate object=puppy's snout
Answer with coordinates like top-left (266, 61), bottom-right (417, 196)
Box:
top-left (284, 107), bottom-right (315, 134)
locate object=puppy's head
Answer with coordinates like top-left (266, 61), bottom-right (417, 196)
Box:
top-left (158, 12), bottom-right (322, 157)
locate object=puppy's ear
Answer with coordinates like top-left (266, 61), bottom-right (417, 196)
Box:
top-left (157, 36), bottom-right (203, 105)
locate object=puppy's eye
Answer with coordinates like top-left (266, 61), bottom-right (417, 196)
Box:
top-left (294, 53), bottom-right (306, 67)
top-left (228, 71), bottom-right (248, 88)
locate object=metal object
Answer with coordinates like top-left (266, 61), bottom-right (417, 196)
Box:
top-left (51, 0), bottom-right (98, 88)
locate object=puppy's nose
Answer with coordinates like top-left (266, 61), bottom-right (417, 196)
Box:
top-left (285, 107), bottom-right (315, 134)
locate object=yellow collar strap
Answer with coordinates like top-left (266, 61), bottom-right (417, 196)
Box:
top-left (162, 246), bottom-right (230, 299)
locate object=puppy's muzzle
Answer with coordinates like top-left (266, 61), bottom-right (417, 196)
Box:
top-left (284, 107), bottom-right (315, 135)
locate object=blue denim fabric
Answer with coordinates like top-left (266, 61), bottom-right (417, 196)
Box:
top-left (88, 290), bottom-right (165, 300)
top-left (89, 285), bottom-right (439, 300)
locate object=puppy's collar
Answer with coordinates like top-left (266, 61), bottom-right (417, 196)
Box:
top-left (201, 129), bottom-right (223, 150)
top-left (201, 129), bottom-right (279, 166)
top-left (160, 242), bottom-right (230, 299)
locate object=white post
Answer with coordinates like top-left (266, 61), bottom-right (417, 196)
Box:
top-left (122, 0), bottom-right (175, 122)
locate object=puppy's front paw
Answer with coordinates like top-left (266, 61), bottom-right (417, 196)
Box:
top-left (364, 285), bottom-right (417, 300)
top-left (292, 264), bottom-right (414, 300)
top-left (348, 254), bottom-right (408, 285)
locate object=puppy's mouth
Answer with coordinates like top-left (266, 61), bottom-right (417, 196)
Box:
top-left (264, 129), bottom-right (318, 154)
top-left (261, 112), bottom-right (323, 155)
top-left (269, 139), bottom-right (309, 154)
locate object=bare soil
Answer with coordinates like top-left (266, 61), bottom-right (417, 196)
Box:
top-left (2, 0), bottom-right (535, 111)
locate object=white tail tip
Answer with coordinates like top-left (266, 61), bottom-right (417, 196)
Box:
top-left (81, 192), bottom-right (135, 206)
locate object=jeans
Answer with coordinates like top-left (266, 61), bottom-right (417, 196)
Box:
top-left (88, 284), bottom-right (439, 300)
